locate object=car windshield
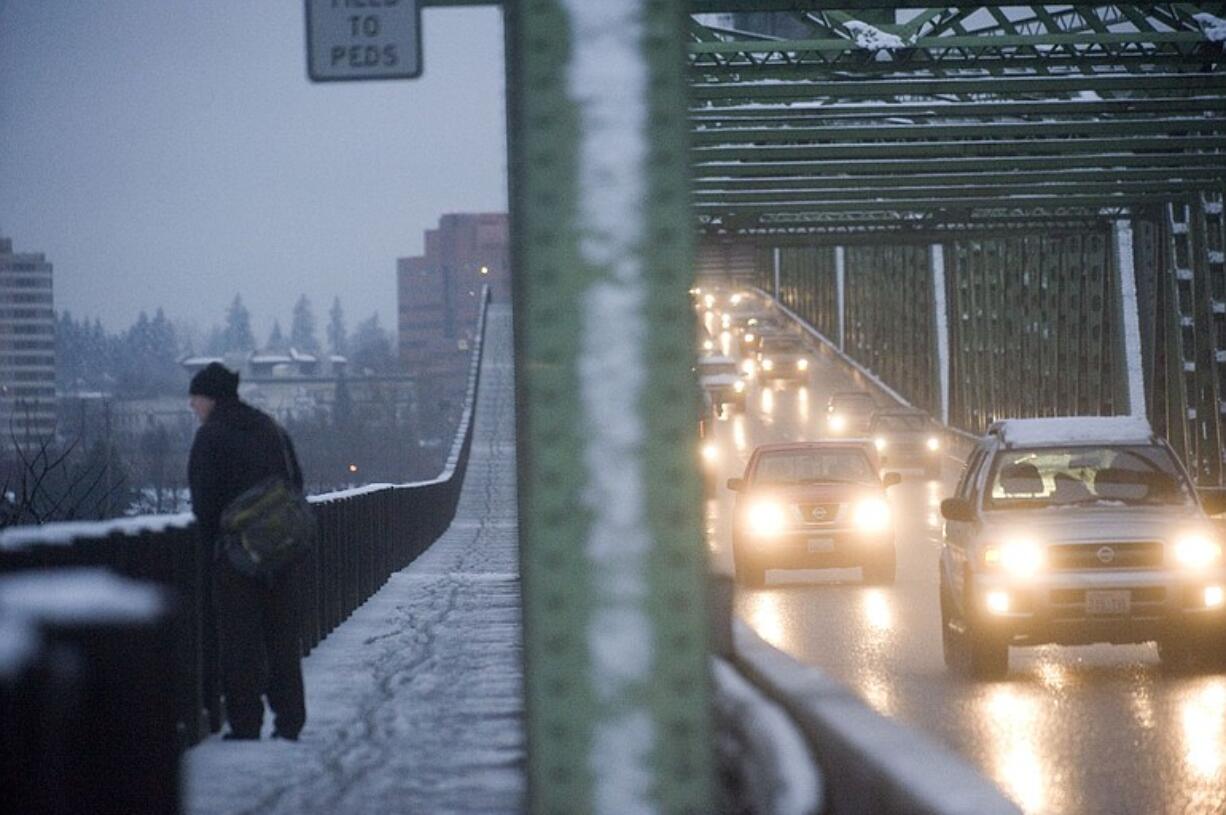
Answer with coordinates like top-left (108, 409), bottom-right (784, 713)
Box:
top-left (761, 339), bottom-right (803, 354)
top-left (872, 414), bottom-right (926, 432)
top-left (831, 395), bottom-right (875, 414)
top-left (753, 450), bottom-right (876, 485)
top-left (699, 361), bottom-right (738, 377)
top-left (986, 445), bottom-right (1195, 510)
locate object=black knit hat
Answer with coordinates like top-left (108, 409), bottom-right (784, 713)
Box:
top-left (189, 362), bottom-right (240, 399)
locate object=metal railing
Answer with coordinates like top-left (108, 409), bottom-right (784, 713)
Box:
top-left (0, 287), bottom-right (491, 750)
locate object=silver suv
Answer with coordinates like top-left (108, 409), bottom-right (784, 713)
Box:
top-left (939, 416), bottom-right (1226, 678)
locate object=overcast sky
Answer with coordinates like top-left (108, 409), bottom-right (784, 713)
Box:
top-left (0, 0), bottom-right (507, 345)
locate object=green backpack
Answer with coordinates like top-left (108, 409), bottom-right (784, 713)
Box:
top-left (219, 431), bottom-right (316, 578)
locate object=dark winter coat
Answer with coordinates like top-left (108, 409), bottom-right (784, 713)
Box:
top-left (188, 398), bottom-right (304, 553)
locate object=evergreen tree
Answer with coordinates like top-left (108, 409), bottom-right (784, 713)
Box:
top-left (222, 294), bottom-right (256, 353)
top-left (267, 320), bottom-right (288, 352)
top-left (327, 296), bottom-right (347, 357)
top-left (204, 324), bottom-right (226, 356)
top-left (290, 295), bottom-right (319, 353)
top-left (351, 313), bottom-right (393, 375)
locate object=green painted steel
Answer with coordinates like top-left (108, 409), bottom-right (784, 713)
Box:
top-left (508, 1), bottom-right (714, 812)
top-left (941, 232), bottom-right (1123, 432)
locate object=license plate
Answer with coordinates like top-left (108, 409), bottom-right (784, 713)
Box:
top-left (807, 537), bottom-right (835, 553)
top-left (1086, 590), bottom-right (1131, 616)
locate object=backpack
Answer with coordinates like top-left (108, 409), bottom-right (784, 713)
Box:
top-left (219, 430), bottom-right (316, 578)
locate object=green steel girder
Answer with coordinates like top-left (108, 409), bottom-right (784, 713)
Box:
top-left (692, 72), bottom-right (1226, 101)
top-left (693, 135), bottom-right (1226, 161)
top-left (695, 180), bottom-right (1221, 205)
top-left (510, 1), bottom-right (715, 811)
top-left (691, 96), bottom-right (1226, 122)
top-left (733, 220), bottom-right (1113, 245)
top-left (694, 168), bottom-right (1226, 192)
top-left (709, 205), bottom-right (1132, 230)
top-left (700, 193), bottom-right (1194, 221)
top-left (692, 117), bottom-right (1226, 145)
top-left (696, 153), bottom-right (1226, 178)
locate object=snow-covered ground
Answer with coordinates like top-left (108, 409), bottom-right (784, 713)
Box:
top-left (183, 305), bottom-right (524, 814)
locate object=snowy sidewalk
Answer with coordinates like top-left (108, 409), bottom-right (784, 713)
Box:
top-left (184, 305), bottom-right (525, 815)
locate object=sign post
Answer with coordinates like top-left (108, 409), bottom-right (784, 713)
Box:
top-left (305, 0), bottom-right (422, 82)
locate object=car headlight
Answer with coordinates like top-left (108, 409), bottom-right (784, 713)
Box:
top-left (733, 380), bottom-right (746, 393)
top-left (984, 536), bottom-right (1045, 577)
top-left (926, 436), bottom-right (940, 451)
top-left (701, 443), bottom-right (719, 465)
top-left (704, 295), bottom-right (715, 308)
top-left (743, 333), bottom-right (756, 344)
top-left (721, 314), bottom-right (732, 328)
top-left (762, 359), bottom-right (774, 371)
top-left (828, 414), bottom-right (846, 433)
top-left (852, 497), bottom-right (891, 534)
top-left (730, 294), bottom-right (743, 306)
top-left (874, 436), bottom-right (887, 452)
top-left (702, 340), bottom-right (714, 351)
top-left (746, 501), bottom-right (787, 537)
top-left (797, 358), bottom-right (809, 371)
top-left (1175, 533), bottom-right (1222, 570)
top-left (741, 359), bottom-right (756, 376)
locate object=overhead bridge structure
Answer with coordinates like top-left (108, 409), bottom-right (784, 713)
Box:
top-left (688, 3), bottom-right (1226, 483)
top-left (505, 3), bottom-right (1226, 811)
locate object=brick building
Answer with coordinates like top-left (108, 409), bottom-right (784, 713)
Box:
top-left (397, 213), bottom-right (508, 442)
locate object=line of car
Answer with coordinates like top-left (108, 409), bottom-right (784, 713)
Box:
top-left (696, 284), bottom-right (1226, 680)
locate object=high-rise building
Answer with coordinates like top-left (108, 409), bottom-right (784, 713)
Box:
top-left (397, 214), bottom-right (508, 442)
top-left (0, 237), bottom-right (56, 444)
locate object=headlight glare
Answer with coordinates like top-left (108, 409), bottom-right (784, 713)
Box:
top-left (797, 358), bottom-right (809, 371)
top-left (746, 501), bottom-right (787, 537)
top-left (701, 443), bottom-right (719, 464)
top-left (852, 497), bottom-right (891, 534)
top-left (986, 536), bottom-right (1045, 576)
top-left (926, 436), bottom-right (941, 451)
top-left (1175, 533), bottom-right (1222, 570)
top-left (874, 436), bottom-right (887, 452)
top-left (733, 380), bottom-right (746, 393)
top-left (744, 333), bottom-right (756, 344)
top-left (762, 358), bottom-right (774, 371)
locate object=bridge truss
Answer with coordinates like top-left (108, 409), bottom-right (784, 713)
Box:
top-left (689, 3), bottom-right (1226, 483)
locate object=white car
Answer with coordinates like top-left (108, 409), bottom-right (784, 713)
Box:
top-left (939, 416), bottom-right (1226, 678)
top-left (697, 354), bottom-right (748, 412)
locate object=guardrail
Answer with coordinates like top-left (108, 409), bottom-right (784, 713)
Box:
top-left (0, 287), bottom-right (491, 754)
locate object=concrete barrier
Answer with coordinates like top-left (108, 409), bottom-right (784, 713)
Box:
top-left (731, 622), bottom-right (1021, 815)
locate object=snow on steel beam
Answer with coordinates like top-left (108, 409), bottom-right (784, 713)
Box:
top-left (508, 1), bottom-right (715, 813)
top-left (691, 117), bottom-right (1226, 144)
top-left (692, 152), bottom-right (1226, 176)
top-left (691, 72), bottom-right (1226, 100)
top-left (692, 135), bottom-right (1226, 161)
top-left (692, 169), bottom-right (1226, 191)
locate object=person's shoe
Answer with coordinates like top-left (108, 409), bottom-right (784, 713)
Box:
top-left (222, 731), bottom-right (259, 741)
top-left (271, 730), bottom-right (299, 742)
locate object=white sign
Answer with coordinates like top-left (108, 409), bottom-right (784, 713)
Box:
top-left (306, 0), bottom-right (421, 82)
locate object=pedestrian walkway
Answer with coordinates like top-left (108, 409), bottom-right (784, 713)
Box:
top-left (184, 305), bottom-right (525, 815)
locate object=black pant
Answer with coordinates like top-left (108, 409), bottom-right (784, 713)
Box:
top-left (214, 562), bottom-right (306, 738)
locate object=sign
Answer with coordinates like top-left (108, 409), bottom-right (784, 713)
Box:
top-left (305, 0), bottom-right (421, 82)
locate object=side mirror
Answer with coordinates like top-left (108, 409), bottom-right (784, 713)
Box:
top-left (883, 472), bottom-right (902, 488)
top-left (940, 497), bottom-right (976, 522)
top-left (726, 477), bottom-right (744, 492)
top-left (1200, 488), bottom-right (1226, 516)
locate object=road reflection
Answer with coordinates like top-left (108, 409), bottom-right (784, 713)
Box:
top-left (1181, 678), bottom-right (1226, 781)
top-left (742, 591), bottom-right (789, 652)
top-left (979, 685), bottom-right (1048, 814)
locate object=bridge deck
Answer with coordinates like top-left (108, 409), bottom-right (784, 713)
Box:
top-left (184, 304), bottom-right (525, 815)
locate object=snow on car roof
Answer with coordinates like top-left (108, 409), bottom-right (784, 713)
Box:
top-left (996, 416), bottom-right (1155, 447)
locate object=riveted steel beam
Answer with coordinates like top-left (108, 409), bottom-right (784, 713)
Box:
top-left (691, 96), bottom-right (1226, 123)
top-left (693, 117), bottom-right (1226, 145)
top-left (694, 181), bottom-right (1219, 205)
top-left (694, 152), bottom-right (1226, 178)
top-left (692, 72), bottom-right (1226, 101)
top-left (509, 1), bottom-right (715, 812)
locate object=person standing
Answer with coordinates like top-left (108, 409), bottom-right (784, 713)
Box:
top-left (188, 362), bottom-right (307, 741)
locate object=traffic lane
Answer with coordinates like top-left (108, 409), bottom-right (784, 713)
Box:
top-left (711, 352), bottom-right (1226, 814)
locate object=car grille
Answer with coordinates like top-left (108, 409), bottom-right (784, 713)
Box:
top-left (794, 503), bottom-right (840, 524)
top-left (1046, 541), bottom-right (1164, 570)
